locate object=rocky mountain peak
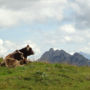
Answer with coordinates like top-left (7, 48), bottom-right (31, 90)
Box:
top-left (39, 48), bottom-right (90, 66)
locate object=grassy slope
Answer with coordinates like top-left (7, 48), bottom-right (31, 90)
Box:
top-left (0, 62), bottom-right (90, 90)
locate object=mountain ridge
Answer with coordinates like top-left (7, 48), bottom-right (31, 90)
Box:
top-left (39, 48), bottom-right (90, 66)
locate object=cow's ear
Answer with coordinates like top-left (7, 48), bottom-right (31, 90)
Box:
top-left (27, 45), bottom-right (30, 51)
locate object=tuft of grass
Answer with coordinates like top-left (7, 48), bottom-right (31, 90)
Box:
top-left (0, 62), bottom-right (90, 90)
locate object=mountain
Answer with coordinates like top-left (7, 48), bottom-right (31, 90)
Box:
top-left (39, 48), bottom-right (71, 63)
top-left (70, 53), bottom-right (89, 66)
top-left (39, 48), bottom-right (90, 66)
top-left (79, 52), bottom-right (90, 60)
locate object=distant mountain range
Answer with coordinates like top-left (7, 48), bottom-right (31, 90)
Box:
top-left (39, 48), bottom-right (90, 66)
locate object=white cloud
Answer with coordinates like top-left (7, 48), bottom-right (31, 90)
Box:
top-left (44, 23), bottom-right (86, 44)
top-left (0, 8), bottom-right (19, 27)
top-left (79, 47), bottom-right (90, 54)
top-left (0, 0), bottom-right (68, 27)
top-left (0, 0), bottom-right (90, 29)
top-left (0, 39), bottom-right (3, 45)
top-left (60, 24), bottom-right (75, 34)
top-left (64, 36), bottom-right (72, 42)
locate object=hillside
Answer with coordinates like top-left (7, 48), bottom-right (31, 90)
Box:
top-left (0, 62), bottom-right (90, 90)
top-left (39, 48), bottom-right (90, 66)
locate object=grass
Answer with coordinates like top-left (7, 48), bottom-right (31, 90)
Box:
top-left (0, 62), bottom-right (90, 90)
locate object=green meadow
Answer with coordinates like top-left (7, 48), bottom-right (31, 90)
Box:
top-left (0, 60), bottom-right (90, 90)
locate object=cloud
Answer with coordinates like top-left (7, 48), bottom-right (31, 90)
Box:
top-left (0, 8), bottom-right (22, 27)
top-left (0, 0), bottom-right (68, 27)
top-left (0, 0), bottom-right (68, 10)
top-left (79, 47), bottom-right (90, 54)
top-left (0, 39), bottom-right (41, 60)
top-left (43, 23), bottom-right (86, 45)
top-left (69, 0), bottom-right (90, 29)
top-left (0, 0), bottom-right (89, 30)
top-left (0, 0), bottom-right (40, 10)
top-left (60, 24), bottom-right (75, 34)
top-left (64, 36), bottom-right (72, 42)
top-left (0, 39), bottom-right (3, 45)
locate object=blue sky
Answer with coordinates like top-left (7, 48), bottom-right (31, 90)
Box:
top-left (0, 0), bottom-right (90, 59)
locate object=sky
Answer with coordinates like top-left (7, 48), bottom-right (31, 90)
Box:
top-left (0, 0), bottom-right (90, 59)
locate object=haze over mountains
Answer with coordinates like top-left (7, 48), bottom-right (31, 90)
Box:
top-left (39, 48), bottom-right (90, 66)
top-left (79, 52), bottom-right (90, 59)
